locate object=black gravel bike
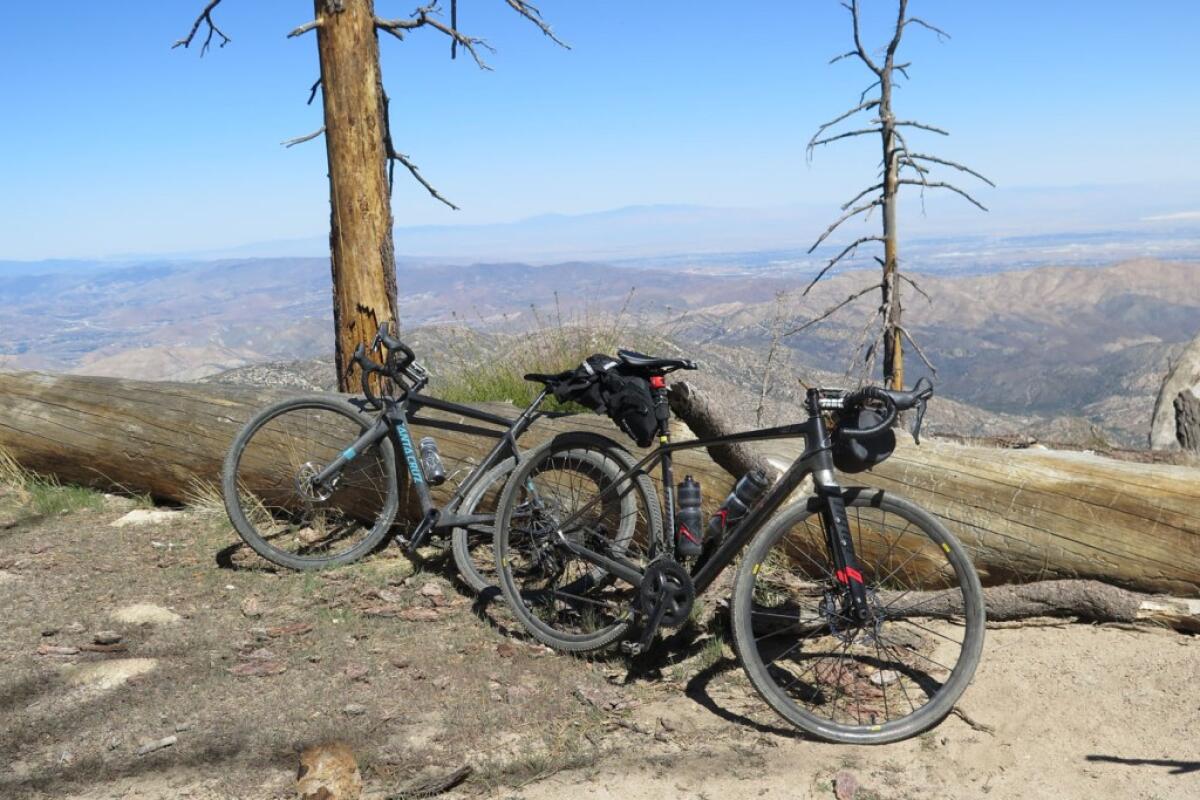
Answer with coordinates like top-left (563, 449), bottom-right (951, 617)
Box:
top-left (493, 351), bottom-right (984, 744)
top-left (221, 323), bottom-right (629, 589)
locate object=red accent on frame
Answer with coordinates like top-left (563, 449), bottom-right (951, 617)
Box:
top-left (845, 567), bottom-right (864, 584)
top-left (649, 375), bottom-right (666, 389)
top-left (835, 569), bottom-right (847, 584)
top-left (679, 524), bottom-right (699, 543)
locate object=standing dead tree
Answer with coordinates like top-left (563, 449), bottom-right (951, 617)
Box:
top-left (174, 0), bottom-right (566, 392)
top-left (799, 0), bottom-right (992, 390)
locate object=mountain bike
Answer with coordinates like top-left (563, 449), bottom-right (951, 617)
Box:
top-left (221, 323), bottom-right (629, 590)
top-left (492, 351), bottom-right (984, 744)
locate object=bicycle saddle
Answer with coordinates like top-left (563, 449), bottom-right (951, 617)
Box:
top-left (616, 349), bottom-right (698, 372)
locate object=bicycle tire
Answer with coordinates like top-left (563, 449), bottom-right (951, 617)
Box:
top-left (494, 433), bottom-right (663, 653)
top-left (731, 489), bottom-right (984, 744)
top-left (222, 395), bottom-right (400, 570)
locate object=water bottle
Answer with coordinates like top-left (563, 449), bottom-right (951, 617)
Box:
top-left (418, 436), bottom-right (447, 486)
top-left (705, 469), bottom-right (770, 546)
top-left (675, 475), bottom-right (704, 559)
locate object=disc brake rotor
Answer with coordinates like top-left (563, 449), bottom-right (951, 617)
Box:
top-left (296, 462), bottom-right (335, 502)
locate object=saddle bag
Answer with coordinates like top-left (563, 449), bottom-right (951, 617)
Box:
top-left (550, 355), bottom-right (659, 448)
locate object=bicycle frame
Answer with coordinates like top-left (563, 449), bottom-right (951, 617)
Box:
top-left (546, 389), bottom-right (873, 619)
top-left (312, 387), bottom-right (553, 546)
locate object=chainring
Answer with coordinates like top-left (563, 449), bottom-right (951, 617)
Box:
top-left (639, 559), bottom-right (696, 628)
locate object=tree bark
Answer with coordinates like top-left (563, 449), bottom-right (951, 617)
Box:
top-left (1174, 388), bottom-right (1200, 452)
top-left (879, 579), bottom-right (1200, 633)
top-left (2, 373), bottom-right (1200, 596)
top-left (315, 0), bottom-right (400, 392)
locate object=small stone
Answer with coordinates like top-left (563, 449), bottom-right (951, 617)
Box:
top-left (110, 604), bottom-right (181, 626)
top-left (343, 703), bottom-right (368, 717)
top-left (495, 642), bottom-right (518, 658)
top-left (174, 722), bottom-right (192, 733)
top-left (390, 658), bottom-right (409, 670)
top-left (297, 742), bottom-right (362, 800)
top-left (93, 631), bottom-right (123, 646)
top-left (431, 676), bottom-right (451, 690)
top-left (418, 582), bottom-right (444, 598)
top-left (869, 669), bottom-right (900, 686)
top-left (834, 771), bottom-right (858, 800)
top-left (240, 597), bottom-right (263, 618)
top-left (109, 509), bottom-right (182, 528)
top-left (397, 607), bottom-right (440, 622)
top-left (41, 627), bottom-right (59, 637)
top-left (65, 622), bottom-right (85, 634)
top-left (136, 735), bottom-right (177, 756)
top-left (37, 644), bottom-right (80, 657)
top-left (344, 663), bottom-right (370, 683)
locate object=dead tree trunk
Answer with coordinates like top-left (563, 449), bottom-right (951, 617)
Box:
top-left (315, 0), bottom-right (400, 393)
top-left (1175, 388), bottom-right (1200, 452)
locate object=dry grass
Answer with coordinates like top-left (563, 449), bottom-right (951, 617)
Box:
top-left (0, 447), bottom-right (106, 518)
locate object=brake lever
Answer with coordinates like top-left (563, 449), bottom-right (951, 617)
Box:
top-left (911, 398), bottom-right (927, 445)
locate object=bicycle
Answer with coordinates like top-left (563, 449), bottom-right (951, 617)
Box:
top-left (221, 322), bottom-right (630, 590)
top-left (492, 351), bottom-right (984, 744)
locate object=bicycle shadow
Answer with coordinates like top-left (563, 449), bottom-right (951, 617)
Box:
top-left (678, 656), bottom-right (800, 738)
top-left (1085, 755), bottom-right (1200, 775)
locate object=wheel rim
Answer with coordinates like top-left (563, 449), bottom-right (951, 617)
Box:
top-left (744, 501), bottom-right (976, 733)
top-left (502, 449), bottom-right (653, 641)
top-left (230, 404), bottom-right (394, 564)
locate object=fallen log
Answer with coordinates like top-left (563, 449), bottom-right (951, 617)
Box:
top-left (0, 371), bottom-right (729, 523)
top-left (2, 371), bottom-right (1200, 597)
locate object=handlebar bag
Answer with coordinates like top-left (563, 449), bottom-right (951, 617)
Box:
top-left (832, 407), bottom-right (897, 473)
top-left (549, 355), bottom-right (658, 448)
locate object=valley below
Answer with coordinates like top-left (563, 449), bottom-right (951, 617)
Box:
top-left (2, 255), bottom-right (1199, 448)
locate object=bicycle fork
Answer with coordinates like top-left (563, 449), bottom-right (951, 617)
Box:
top-left (814, 468), bottom-right (872, 624)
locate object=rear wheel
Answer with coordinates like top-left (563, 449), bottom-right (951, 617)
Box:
top-left (450, 459), bottom-right (516, 593)
top-left (731, 490), bottom-right (984, 744)
top-left (222, 396), bottom-right (399, 570)
top-left (494, 436), bottom-right (663, 653)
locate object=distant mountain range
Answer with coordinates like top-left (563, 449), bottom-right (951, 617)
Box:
top-left (2, 252), bottom-right (1197, 447)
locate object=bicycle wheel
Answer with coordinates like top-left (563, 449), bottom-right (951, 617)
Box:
top-left (452, 451), bottom-right (633, 594)
top-left (731, 489), bottom-right (984, 744)
top-left (450, 459), bottom-right (515, 593)
top-left (222, 396), bottom-right (399, 570)
top-left (494, 435), bottom-right (663, 653)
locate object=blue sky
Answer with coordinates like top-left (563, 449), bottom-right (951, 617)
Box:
top-left (2, 1), bottom-right (1198, 260)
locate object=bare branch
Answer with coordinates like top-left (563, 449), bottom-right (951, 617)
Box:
top-left (786, 282), bottom-right (883, 335)
top-left (858, 78), bottom-right (881, 104)
top-left (376, 5), bottom-right (497, 70)
top-left (504, 0), bottom-right (570, 48)
top-left (808, 200), bottom-right (882, 254)
top-left (893, 62), bottom-right (911, 80)
top-left (903, 152), bottom-right (995, 186)
top-left (281, 127), bottom-right (325, 148)
top-left (389, 150), bottom-right (460, 210)
top-left (900, 273), bottom-right (931, 303)
top-left (173, 0), bottom-right (231, 55)
top-left (842, 0), bottom-right (882, 75)
top-left (898, 325), bottom-right (938, 374)
top-left (905, 17), bottom-right (951, 40)
top-left (808, 127), bottom-right (881, 153)
top-left (841, 182), bottom-right (883, 211)
top-left (287, 19), bottom-right (322, 38)
top-left (830, 50), bottom-right (858, 65)
top-left (898, 180), bottom-right (988, 211)
top-left (307, 78), bottom-right (322, 106)
top-left (803, 236), bottom-right (884, 294)
top-left (808, 100), bottom-right (881, 150)
top-left (885, 0), bottom-right (908, 64)
top-left (894, 120), bottom-right (950, 135)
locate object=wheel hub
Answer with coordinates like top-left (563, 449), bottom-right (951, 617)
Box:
top-left (296, 462), bottom-right (335, 502)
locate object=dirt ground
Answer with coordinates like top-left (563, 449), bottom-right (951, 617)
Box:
top-left (1, 492), bottom-right (1197, 800)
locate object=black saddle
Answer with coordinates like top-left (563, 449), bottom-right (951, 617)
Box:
top-left (615, 349), bottom-right (698, 373)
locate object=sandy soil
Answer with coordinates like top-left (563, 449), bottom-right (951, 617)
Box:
top-left (0, 496), bottom-right (1196, 800)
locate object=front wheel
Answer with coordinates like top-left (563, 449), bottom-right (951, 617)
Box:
top-left (222, 396), bottom-right (399, 570)
top-left (731, 489), bottom-right (984, 744)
